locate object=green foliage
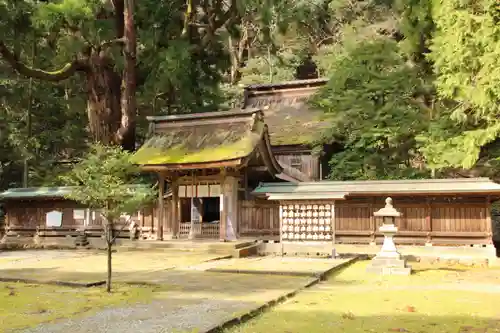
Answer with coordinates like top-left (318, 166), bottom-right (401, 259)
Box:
top-left (311, 38), bottom-right (430, 180)
top-left (60, 144), bottom-right (155, 222)
top-left (423, 0), bottom-right (500, 169)
top-left (1, 0), bottom-right (500, 184)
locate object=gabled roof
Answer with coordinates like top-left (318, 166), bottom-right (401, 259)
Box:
top-left (131, 109), bottom-right (310, 182)
top-left (0, 187), bottom-right (74, 200)
top-left (0, 185), bottom-right (151, 201)
top-left (132, 109), bottom-right (264, 169)
top-left (253, 178), bottom-right (500, 200)
top-left (242, 78), bottom-right (329, 146)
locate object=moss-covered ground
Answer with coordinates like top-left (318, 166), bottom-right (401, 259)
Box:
top-left (225, 260), bottom-right (500, 333)
top-left (0, 282), bottom-right (167, 332)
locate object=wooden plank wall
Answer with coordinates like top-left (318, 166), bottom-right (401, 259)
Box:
top-left (334, 196), bottom-right (492, 245)
top-left (238, 200), bottom-right (279, 238)
top-left (4, 200), bottom-right (159, 238)
top-left (275, 154), bottom-right (320, 180)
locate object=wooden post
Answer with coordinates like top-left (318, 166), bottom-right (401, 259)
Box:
top-left (225, 175), bottom-right (239, 241)
top-left (189, 173), bottom-right (194, 239)
top-left (158, 172), bottom-right (165, 241)
top-left (279, 202), bottom-right (284, 255)
top-left (486, 196), bottom-right (492, 245)
top-left (369, 198), bottom-right (375, 245)
top-left (219, 169), bottom-right (227, 241)
top-left (426, 197), bottom-right (432, 246)
top-left (171, 175), bottom-right (180, 239)
top-left (331, 201), bottom-right (336, 245)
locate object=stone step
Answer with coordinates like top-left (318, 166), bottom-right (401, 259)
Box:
top-left (369, 258), bottom-right (408, 268)
top-left (232, 244), bottom-right (259, 258)
top-left (366, 265), bottom-right (412, 275)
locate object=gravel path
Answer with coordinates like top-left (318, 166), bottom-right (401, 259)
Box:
top-left (19, 298), bottom-right (254, 333)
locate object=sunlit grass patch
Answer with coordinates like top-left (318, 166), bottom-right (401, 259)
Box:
top-left (226, 261), bottom-right (500, 333)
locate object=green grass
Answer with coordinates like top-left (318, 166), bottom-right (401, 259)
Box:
top-left (0, 282), bottom-right (167, 332)
top-left (225, 261), bottom-right (500, 333)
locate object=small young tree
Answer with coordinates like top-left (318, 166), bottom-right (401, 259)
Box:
top-left (61, 144), bottom-right (155, 292)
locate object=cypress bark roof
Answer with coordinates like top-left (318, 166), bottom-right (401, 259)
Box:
top-left (242, 78), bottom-right (329, 146)
top-left (132, 109), bottom-right (265, 167)
top-left (132, 109), bottom-right (311, 181)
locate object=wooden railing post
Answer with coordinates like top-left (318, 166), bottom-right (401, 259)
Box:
top-left (369, 198), bottom-right (376, 245)
top-left (426, 198), bottom-right (432, 246)
top-left (486, 196), bottom-right (493, 245)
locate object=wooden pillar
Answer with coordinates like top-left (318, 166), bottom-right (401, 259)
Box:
top-left (331, 201), bottom-right (336, 245)
top-left (486, 196), bottom-right (492, 244)
top-left (369, 198), bottom-right (375, 245)
top-left (219, 170), bottom-right (238, 241)
top-left (219, 170), bottom-right (227, 241)
top-left (158, 172), bottom-right (165, 241)
top-left (426, 197), bottom-right (432, 246)
top-left (225, 176), bottom-right (239, 241)
top-left (171, 175), bottom-right (180, 238)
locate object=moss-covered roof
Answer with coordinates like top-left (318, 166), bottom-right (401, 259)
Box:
top-left (0, 187), bottom-right (74, 200)
top-left (132, 109), bottom-right (265, 166)
top-left (243, 79), bottom-right (329, 146)
top-left (0, 185), bottom-right (150, 201)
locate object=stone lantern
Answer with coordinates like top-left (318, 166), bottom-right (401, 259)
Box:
top-left (366, 197), bottom-right (411, 275)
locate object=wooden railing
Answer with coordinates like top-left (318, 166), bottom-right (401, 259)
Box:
top-left (178, 222), bottom-right (219, 239)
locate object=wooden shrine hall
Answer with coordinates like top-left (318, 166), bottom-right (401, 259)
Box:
top-left (131, 108), bottom-right (310, 241)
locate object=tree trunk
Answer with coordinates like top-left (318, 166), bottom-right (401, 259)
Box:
top-left (85, 53), bottom-right (123, 148)
top-left (120, 0), bottom-right (137, 152)
top-left (105, 222), bottom-right (113, 293)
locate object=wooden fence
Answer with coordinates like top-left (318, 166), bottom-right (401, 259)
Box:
top-left (238, 200), bottom-right (279, 239)
top-left (334, 197), bottom-right (492, 245)
top-left (2, 196), bottom-right (493, 246)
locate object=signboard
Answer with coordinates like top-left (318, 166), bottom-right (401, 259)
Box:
top-left (73, 209), bottom-right (85, 220)
top-left (46, 210), bottom-right (62, 227)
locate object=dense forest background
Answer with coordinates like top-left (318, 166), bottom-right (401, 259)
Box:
top-left (0, 0), bottom-right (499, 189)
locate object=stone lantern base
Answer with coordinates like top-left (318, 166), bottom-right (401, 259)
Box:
top-left (366, 257), bottom-right (412, 275)
top-left (366, 223), bottom-right (412, 275)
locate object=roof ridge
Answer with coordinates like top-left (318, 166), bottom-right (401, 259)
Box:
top-left (147, 108), bottom-right (261, 123)
top-left (259, 178), bottom-right (493, 187)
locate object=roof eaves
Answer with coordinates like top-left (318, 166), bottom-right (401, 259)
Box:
top-left (244, 78), bottom-right (329, 91)
top-left (267, 192), bottom-right (347, 200)
top-left (147, 108), bottom-right (261, 123)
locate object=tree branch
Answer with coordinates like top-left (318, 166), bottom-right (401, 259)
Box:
top-left (98, 37), bottom-right (126, 50)
top-left (0, 41), bottom-right (86, 82)
top-left (194, 0), bottom-right (239, 52)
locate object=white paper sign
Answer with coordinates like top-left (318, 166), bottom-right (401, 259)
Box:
top-left (46, 210), bottom-right (62, 227)
top-left (73, 209), bottom-right (85, 220)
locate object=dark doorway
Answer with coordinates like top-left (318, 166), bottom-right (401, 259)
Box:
top-left (202, 197), bottom-right (220, 223)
